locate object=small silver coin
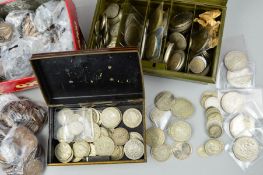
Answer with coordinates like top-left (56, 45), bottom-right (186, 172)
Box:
top-left (169, 32), bottom-right (187, 50)
top-left (221, 91), bottom-right (245, 114)
top-left (189, 56), bottom-right (207, 74)
top-left (167, 50), bottom-right (185, 71)
top-left (154, 91), bottom-right (175, 111)
top-left (171, 142), bottom-right (192, 160)
top-left (229, 114), bottom-right (255, 138)
top-left (151, 144), bottom-right (171, 162)
top-left (224, 51), bottom-right (248, 72)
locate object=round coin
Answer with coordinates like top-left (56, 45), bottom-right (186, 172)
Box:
top-left (73, 141), bottom-right (90, 158)
top-left (167, 50), bottom-right (185, 71)
top-left (233, 136), bottom-right (259, 162)
top-left (229, 114), bottom-right (255, 138)
top-left (154, 91), bottom-right (175, 111)
top-left (169, 32), bottom-right (187, 50)
top-left (227, 68), bottom-right (253, 88)
top-left (145, 33), bottom-right (158, 60)
top-left (189, 56), bottom-right (207, 74)
top-left (123, 108), bottom-right (142, 128)
top-left (201, 91), bottom-right (218, 107)
top-left (111, 145), bottom-right (124, 160)
top-left (197, 145), bottom-right (209, 158)
top-left (171, 98), bottom-right (194, 119)
top-left (224, 51), bottom-right (248, 72)
top-left (124, 139), bottom-right (144, 160)
top-left (146, 127), bottom-right (165, 147)
top-left (168, 121), bottom-right (192, 142)
top-left (164, 43), bottom-right (174, 63)
top-left (56, 126), bottom-right (74, 143)
top-left (94, 136), bottom-right (115, 156)
top-left (129, 132), bottom-right (144, 142)
top-left (171, 142), bottom-right (192, 160)
top-left (205, 107), bottom-right (221, 117)
top-left (55, 142), bottom-right (73, 163)
top-left (149, 107), bottom-right (172, 130)
top-left (110, 127), bottom-right (129, 145)
top-left (151, 144), bottom-right (171, 162)
top-left (221, 92), bottom-right (245, 114)
top-left (104, 3), bottom-right (120, 19)
top-left (204, 96), bottom-right (220, 109)
top-left (101, 107), bottom-right (122, 129)
top-left (204, 139), bottom-right (224, 156)
top-left (208, 125), bottom-right (223, 139)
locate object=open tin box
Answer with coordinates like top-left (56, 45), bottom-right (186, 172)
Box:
top-left (87, 0), bottom-right (227, 83)
top-left (30, 48), bottom-right (146, 166)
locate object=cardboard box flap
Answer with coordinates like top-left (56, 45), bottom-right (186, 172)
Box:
top-left (31, 49), bottom-right (144, 105)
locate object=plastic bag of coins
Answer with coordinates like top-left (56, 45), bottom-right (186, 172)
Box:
top-left (0, 0), bottom-right (84, 93)
top-left (88, 0), bottom-right (227, 83)
top-left (30, 49), bottom-right (146, 166)
top-left (0, 126), bottom-right (45, 175)
top-left (218, 89), bottom-right (263, 115)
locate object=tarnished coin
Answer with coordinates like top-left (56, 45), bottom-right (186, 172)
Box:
top-left (73, 141), bottom-right (90, 158)
top-left (230, 114), bottom-right (255, 138)
top-left (233, 136), bottom-right (259, 162)
top-left (154, 91), bottom-right (175, 111)
top-left (204, 139), bottom-right (224, 156)
top-left (171, 142), bottom-right (192, 160)
top-left (169, 12), bottom-right (193, 33)
top-left (189, 56), bottom-right (207, 74)
top-left (204, 96), bottom-right (220, 109)
top-left (55, 142), bottom-right (73, 163)
top-left (224, 51), bottom-right (248, 71)
top-left (104, 3), bottom-right (120, 19)
top-left (124, 139), bottom-right (144, 160)
top-left (94, 136), bottom-right (115, 156)
top-left (110, 22), bottom-right (120, 37)
top-left (125, 24), bottom-right (142, 46)
top-left (123, 108), bottom-right (142, 128)
top-left (149, 107), bottom-right (172, 130)
top-left (109, 9), bottom-right (123, 25)
top-left (221, 92), bottom-right (245, 114)
top-left (151, 144), bottom-right (171, 162)
top-left (111, 145), bottom-right (124, 160)
top-left (227, 68), bottom-right (253, 88)
top-left (149, 3), bottom-right (164, 32)
top-left (101, 107), bottom-right (122, 129)
top-left (0, 22), bottom-right (13, 43)
top-left (145, 33), bottom-right (158, 60)
top-left (197, 145), bottom-right (209, 158)
top-left (169, 32), bottom-right (187, 50)
top-left (110, 127), bottom-right (129, 146)
top-left (168, 121), bottom-right (192, 142)
top-left (190, 29), bottom-right (209, 53)
top-left (171, 98), bottom-right (194, 119)
top-left (129, 132), bottom-right (144, 142)
top-left (167, 50), bottom-right (185, 71)
top-left (146, 127), bottom-right (165, 147)
top-left (208, 125), bottom-right (223, 139)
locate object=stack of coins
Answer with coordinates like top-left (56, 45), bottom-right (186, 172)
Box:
top-left (54, 106), bottom-right (144, 163)
top-left (147, 91), bottom-right (195, 162)
top-left (144, 2), bottom-right (168, 61)
top-left (93, 3), bottom-right (123, 48)
top-left (198, 90), bottom-right (225, 158)
top-left (164, 11), bottom-right (193, 72)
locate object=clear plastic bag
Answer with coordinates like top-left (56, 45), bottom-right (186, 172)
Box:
top-left (0, 126), bottom-right (44, 175)
top-left (54, 107), bottom-right (94, 143)
top-left (218, 89), bottom-right (263, 115)
top-left (0, 94), bottom-right (47, 134)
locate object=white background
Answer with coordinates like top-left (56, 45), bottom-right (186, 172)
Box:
top-left (2, 0), bottom-right (263, 174)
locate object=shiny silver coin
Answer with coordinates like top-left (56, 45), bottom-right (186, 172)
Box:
top-left (104, 3), bottom-right (120, 19)
top-left (224, 51), bottom-right (248, 72)
top-left (169, 32), bottom-right (187, 50)
top-left (171, 142), bottom-right (192, 160)
top-left (151, 144), bottom-right (171, 162)
top-left (167, 50), bottom-right (185, 71)
top-left (221, 91), bottom-right (245, 114)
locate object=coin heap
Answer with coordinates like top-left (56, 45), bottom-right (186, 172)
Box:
top-left (54, 107), bottom-right (144, 163)
top-left (189, 10), bottom-right (222, 75)
top-left (144, 2), bottom-right (168, 61)
top-left (198, 91), bottom-right (225, 157)
top-left (93, 3), bottom-right (123, 48)
top-left (164, 12), bottom-right (193, 72)
top-left (147, 91), bottom-right (195, 162)
top-left (224, 50), bottom-right (253, 88)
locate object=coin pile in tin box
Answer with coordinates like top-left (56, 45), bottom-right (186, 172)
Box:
top-left (54, 106), bottom-right (144, 163)
top-left (147, 91), bottom-right (195, 162)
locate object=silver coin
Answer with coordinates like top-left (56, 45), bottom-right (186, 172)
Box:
top-left (149, 3), bottom-right (164, 32)
top-left (197, 145), bottom-right (209, 158)
top-left (227, 68), bottom-right (253, 88)
top-left (204, 96), bottom-right (220, 109)
top-left (204, 139), bottom-right (224, 156)
top-left (124, 23), bottom-right (142, 46)
top-left (224, 51), bottom-right (248, 71)
top-left (129, 132), bottom-right (144, 142)
top-left (145, 33), bottom-right (158, 60)
top-left (171, 142), bottom-right (192, 160)
top-left (201, 91), bottom-right (218, 108)
top-left (104, 3), bottom-right (120, 19)
top-left (110, 127), bottom-right (129, 146)
top-left (123, 108), bottom-right (142, 128)
top-left (169, 12), bottom-right (193, 33)
top-left (189, 56), bottom-right (207, 74)
top-left (149, 107), bottom-right (172, 130)
top-left (208, 125), bottom-right (223, 139)
top-left (109, 9), bottom-right (123, 25)
top-left (164, 42), bottom-right (174, 63)
top-left (171, 98), bottom-right (194, 119)
top-left (151, 144), bottom-right (171, 162)
top-left (230, 114), bottom-right (255, 138)
top-left (111, 145), bottom-right (124, 160)
top-left (169, 32), bottom-right (187, 50)
top-left (233, 136), bottom-right (259, 162)
top-left (168, 121), bottom-right (192, 142)
top-left (154, 91), bottom-right (175, 111)
top-left (94, 136), bottom-right (115, 156)
top-left (146, 127), bottom-right (165, 147)
top-left (190, 29), bottom-right (209, 53)
top-left (110, 22), bottom-right (120, 37)
top-left (55, 142), bottom-right (73, 163)
top-left (167, 50), bottom-right (185, 71)
top-left (124, 139), bottom-right (144, 160)
top-left (101, 107), bottom-right (122, 129)
top-left (221, 91), bottom-right (245, 114)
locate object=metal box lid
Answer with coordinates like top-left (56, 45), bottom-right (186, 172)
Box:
top-left (30, 49), bottom-right (144, 106)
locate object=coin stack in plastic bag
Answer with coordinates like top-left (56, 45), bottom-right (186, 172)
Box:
top-left (147, 91), bottom-right (195, 162)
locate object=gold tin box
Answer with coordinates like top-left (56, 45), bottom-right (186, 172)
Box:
top-left (88, 0), bottom-right (227, 83)
top-left (30, 49), bottom-right (146, 166)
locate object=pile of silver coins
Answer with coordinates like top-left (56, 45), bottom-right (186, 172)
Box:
top-left (198, 91), bottom-right (225, 157)
top-left (54, 107), bottom-right (144, 163)
top-left (144, 2), bottom-right (168, 61)
top-left (147, 91), bottom-right (195, 162)
top-left (164, 12), bottom-right (193, 72)
top-left (93, 3), bottom-right (123, 48)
